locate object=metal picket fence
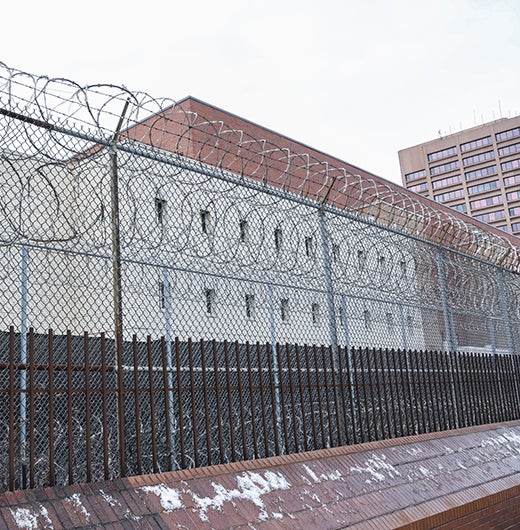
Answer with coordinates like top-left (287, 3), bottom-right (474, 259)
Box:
top-left (1, 327), bottom-right (520, 491)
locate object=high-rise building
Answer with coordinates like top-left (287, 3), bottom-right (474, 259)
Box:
top-left (398, 115), bottom-right (520, 236)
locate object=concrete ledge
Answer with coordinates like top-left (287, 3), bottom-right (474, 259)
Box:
top-left (2, 421), bottom-right (520, 529)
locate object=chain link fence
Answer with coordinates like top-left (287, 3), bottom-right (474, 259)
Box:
top-left (0, 63), bottom-right (519, 490)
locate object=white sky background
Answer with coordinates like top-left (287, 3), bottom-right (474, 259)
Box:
top-left (1, 0), bottom-right (519, 184)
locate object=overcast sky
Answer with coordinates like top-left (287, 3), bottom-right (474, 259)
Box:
top-left (1, 0), bottom-right (519, 184)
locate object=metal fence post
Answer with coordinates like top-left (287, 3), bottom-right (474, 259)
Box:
top-left (162, 267), bottom-right (177, 468)
top-left (487, 317), bottom-right (497, 355)
top-left (436, 249), bottom-right (457, 352)
top-left (20, 244), bottom-right (28, 488)
top-left (497, 269), bottom-right (515, 355)
top-left (318, 212), bottom-right (338, 365)
top-left (267, 282), bottom-right (284, 453)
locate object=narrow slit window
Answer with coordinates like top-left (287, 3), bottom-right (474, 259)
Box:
top-left (245, 293), bottom-right (255, 319)
top-left (280, 298), bottom-right (289, 322)
top-left (407, 313), bottom-right (414, 333)
top-left (204, 288), bottom-right (215, 314)
top-left (159, 281), bottom-right (165, 309)
top-left (357, 249), bottom-right (366, 270)
top-left (332, 243), bottom-right (341, 262)
top-left (400, 260), bottom-right (407, 275)
top-left (305, 236), bottom-right (314, 258)
top-left (274, 228), bottom-right (283, 253)
top-left (239, 219), bottom-right (249, 242)
top-left (377, 254), bottom-right (386, 270)
top-left (200, 210), bottom-right (211, 234)
top-left (363, 309), bottom-right (372, 331)
top-left (155, 198), bottom-right (166, 225)
top-left (385, 312), bottom-right (394, 332)
top-left (311, 303), bottom-right (320, 325)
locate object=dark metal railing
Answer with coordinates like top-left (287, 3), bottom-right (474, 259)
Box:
top-left (1, 326), bottom-right (519, 491)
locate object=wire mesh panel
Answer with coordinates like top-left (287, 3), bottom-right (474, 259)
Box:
top-left (1, 63), bottom-right (520, 491)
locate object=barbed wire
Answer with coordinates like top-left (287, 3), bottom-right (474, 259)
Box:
top-left (0, 62), bottom-right (518, 272)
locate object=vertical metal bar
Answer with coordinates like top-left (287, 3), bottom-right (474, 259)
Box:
top-left (245, 342), bottom-right (259, 459)
top-left (160, 338), bottom-right (173, 472)
top-left (396, 348), bottom-right (412, 436)
top-left (255, 342), bottom-right (270, 458)
top-left (28, 329), bottom-right (35, 489)
top-left (115, 333), bottom-right (126, 478)
top-left (320, 345), bottom-right (338, 447)
top-left (8, 327), bottom-right (15, 491)
top-left (312, 345), bottom-right (327, 447)
top-left (188, 338), bottom-right (199, 466)
top-left (266, 343), bottom-right (281, 455)
top-left (275, 344), bottom-right (289, 454)
top-left (131, 335), bottom-right (142, 476)
top-left (318, 212), bottom-right (338, 361)
top-left (100, 334), bottom-right (110, 481)
top-left (358, 348), bottom-right (372, 441)
top-left (211, 339), bottom-right (225, 463)
top-left (66, 331), bottom-right (74, 485)
top-left (293, 344), bottom-right (308, 452)
top-left (346, 347), bottom-right (360, 444)
top-left (84, 332), bottom-right (92, 483)
top-left (364, 348), bottom-right (380, 440)
top-left (497, 270), bottom-right (515, 355)
top-left (200, 340), bottom-right (212, 466)
top-left (341, 295), bottom-right (358, 438)
top-left (48, 330), bottom-right (55, 487)
top-left (147, 336), bottom-right (158, 473)
top-left (20, 244), bottom-right (28, 488)
top-left (175, 338), bottom-right (186, 469)
top-left (223, 341), bottom-right (237, 462)
top-left (267, 282), bottom-right (283, 450)
top-left (303, 344), bottom-right (318, 449)
top-left (234, 341), bottom-right (248, 461)
top-left (162, 267), bottom-right (176, 463)
top-left (436, 249), bottom-right (458, 353)
top-left (389, 349), bottom-right (405, 437)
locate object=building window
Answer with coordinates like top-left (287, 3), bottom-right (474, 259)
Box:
top-left (274, 228), bottom-right (283, 253)
top-left (400, 260), bottom-right (407, 275)
top-left (427, 146), bottom-right (457, 162)
top-left (474, 211), bottom-right (506, 223)
top-left (245, 293), bottom-right (255, 319)
top-left (155, 198), bottom-right (166, 225)
top-left (385, 312), bottom-right (394, 332)
top-left (200, 210), bottom-right (212, 234)
top-left (509, 207), bottom-right (520, 217)
top-left (377, 254), bottom-right (386, 270)
top-left (504, 174), bottom-right (520, 187)
top-left (332, 243), bottom-right (341, 262)
top-left (432, 174), bottom-right (462, 189)
top-left (501, 159), bottom-right (520, 172)
top-left (239, 219), bottom-right (249, 242)
top-left (470, 195), bottom-right (503, 210)
top-left (507, 191), bottom-right (520, 201)
top-left (363, 309), bottom-right (372, 331)
top-left (159, 281), bottom-right (165, 309)
top-left (467, 180), bottom-right (499, 195)
top-left (408, 182), bottom-right (429, 193)
top-left (462, 150), bottom-right (495, 167)
top-left (357, 249), bottom-right (366, 270)
top-left (204, 288), bottom-right (215, 315)
top-left (451, 203), bottom-right (467, 213)
top-left (405, 169), bottom-right (426, 182)
top-left (305, 236), bottom-right (314, 258)
top-left (464, 165), bottom-right (497, 181)
top-left (512, 222), bottom-right (520, 232)
top-left (280, 298), bottom-right (289, 322)
top-left (406, 314), bottom-right (414, 334)
top-left (498, 142), bottom-right (520, 157)
top-left (460, 136), bottom-right (492, 152)
top-left (430, 161), bottom-right (459, 176)
top-left (434, 189), bottom-right (465, 202)
top-left (311, 303), bottom-right (320, 325)
top-left (496, 127), bottom-right (520, 143)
